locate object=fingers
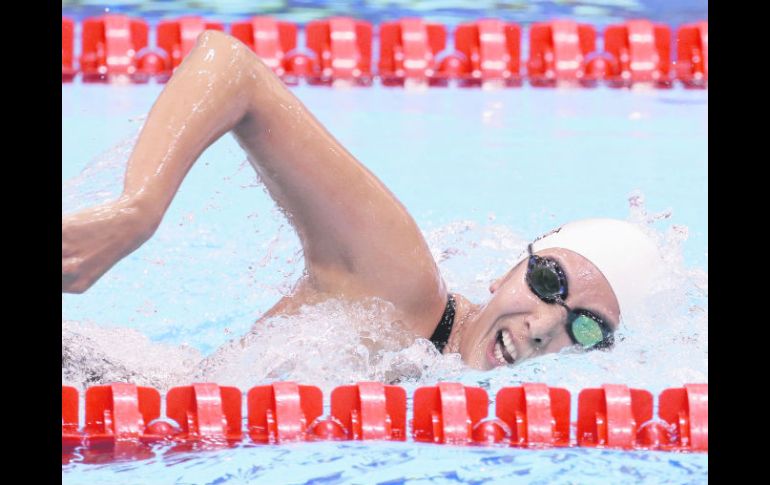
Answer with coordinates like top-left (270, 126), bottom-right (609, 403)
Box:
top-left (61, 201), bottom-right (151, 294)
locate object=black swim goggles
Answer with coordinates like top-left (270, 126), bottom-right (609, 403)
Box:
top-left (525, 243), bottom-right (614, 350)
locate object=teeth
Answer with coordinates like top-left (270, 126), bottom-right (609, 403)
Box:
top-left (494, 342), bottom-right (506, 365)
top-left (502, 331), bottom-right (512, 348)
top-left (501, 331), bottom-right (517, 360)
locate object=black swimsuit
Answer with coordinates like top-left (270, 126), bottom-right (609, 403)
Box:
top-left (429, 294), bottom-right (456, 353)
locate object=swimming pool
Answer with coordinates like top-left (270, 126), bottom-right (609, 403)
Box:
top-left (62, 5), bottom-right (707, 485)
top-left (62, 83), bottom-right (707, 484)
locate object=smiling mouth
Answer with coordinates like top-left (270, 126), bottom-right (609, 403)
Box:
top-left (494, 329), bottom-right (517, 366)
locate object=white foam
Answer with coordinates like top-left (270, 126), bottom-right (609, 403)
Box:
top-left (190, 298), bottom-right (466, 394)
top-left (62, 320), bottom-right (202, 391)
top-left (61, 190), bottom-right (706, 393)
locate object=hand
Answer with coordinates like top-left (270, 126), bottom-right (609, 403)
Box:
top-left (62, 197), bottom-right (159, 293)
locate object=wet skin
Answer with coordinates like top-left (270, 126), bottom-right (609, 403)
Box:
top-left (446, 247), bottom-right (621, 370)
top-left (62, 31), bottom-right (620, 371)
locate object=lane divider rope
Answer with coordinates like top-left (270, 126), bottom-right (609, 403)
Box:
top-left (61, 381), bottom-right (708, 463)
top-left (61, 16), bottom-right (707, 88)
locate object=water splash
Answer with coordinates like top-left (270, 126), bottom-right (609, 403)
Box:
top-left (62, 190), bottom-right (706, 395)
top-left (59, 109), bottom-right (706, 394)
top-left (62, 320), bottom-right (202, 390)
top-left (62, 129), bottom-right (140, 215)
top-left (192, 298), bottom-right (466, 393)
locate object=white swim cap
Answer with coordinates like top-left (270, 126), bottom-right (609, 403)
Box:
top-left (530, 218), bottom-right (663, 318)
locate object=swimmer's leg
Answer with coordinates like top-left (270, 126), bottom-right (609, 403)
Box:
top-left (63, 31), bottom-right (446, 337)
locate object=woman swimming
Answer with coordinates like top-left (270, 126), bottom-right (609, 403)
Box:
top-left (62, 30), bottom-right (663, 371)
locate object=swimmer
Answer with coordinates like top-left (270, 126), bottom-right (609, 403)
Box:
top-left (62, 30), bottom-right (663, 370)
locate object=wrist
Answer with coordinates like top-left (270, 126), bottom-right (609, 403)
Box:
top-left (116, 193), bottom-right (164, 239)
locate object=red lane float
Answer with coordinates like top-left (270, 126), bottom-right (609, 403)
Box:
top-left (603, 20), bottom-right (672, 87)
top-left (378, 18), bottom-right (447, 86)
top-left (577, 384), bottom-right (653, 449)
top-left (527, 20), bottom-right (598, 86)
top-left (166, 383), bottom-right (242, 443)
top-left (496, 383), bottom-right (570, 447)
top-left (78, 384), bottom-right (161, 462)
top-left (62, 381), bottom-right (708, 460)
top-left (231, 17), bottom-right (298, 81)
top-left (62, 386), bottom-right (81, 463)
top-left (156, 16), bottom-right (224, 79)
top-left (64, 16), bottom-right (708, 88)
top-left (80, 15), bottom-right (151, 83)
top-left (330, 382), bottom-right (407, 440)
top-left (62, 385), bottom-right (79, 436)
top-left (676, 22), bottom-right (708, 88)
top-left (62, 17), bottom-right (76, 82)
top-left (305, 18), bottom-right (373, 85)
top-left (443, 19), bottom-right (521, 86)
top-left (659, 383), bottom-right (708, 451)
top-left (247, 382), bottom-right (323, 443)
top-left (83, 383), bottom-right (161, 441)
top-left (412, 382), bottom-right (488, 444)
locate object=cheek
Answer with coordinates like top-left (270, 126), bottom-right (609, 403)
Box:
top-left (543, 328), bottom-right (575, 354)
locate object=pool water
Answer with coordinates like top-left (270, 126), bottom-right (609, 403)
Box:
top-left (62, 81), bottom-right (707, 483)
top-left (65, 441), bottom-right (707, 484)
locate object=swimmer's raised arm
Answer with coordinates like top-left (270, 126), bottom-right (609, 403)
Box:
top-left (63, 31), bottom-right (446, 336)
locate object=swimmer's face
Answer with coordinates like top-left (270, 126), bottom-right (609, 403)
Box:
top-left (460, 247), bottom-right (621, 370)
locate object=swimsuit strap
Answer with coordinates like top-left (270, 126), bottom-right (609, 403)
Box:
top-left (429, 293), bottom-right (456, 354)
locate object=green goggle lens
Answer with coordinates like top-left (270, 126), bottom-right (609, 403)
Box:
top-left (526, 249), bottom-right (612, 350)
top-left (570, 314), bottom-right (605, 348)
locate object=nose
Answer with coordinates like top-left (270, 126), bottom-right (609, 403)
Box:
top-left (524, 303), bottom-right (569, 350)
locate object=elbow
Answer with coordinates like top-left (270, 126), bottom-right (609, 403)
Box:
top-left (195, 30), bottom-right (241, 52)
top-left (193, 30), bottom-right (271, 82)
top-left (195, 30), bottom-right (261, 68)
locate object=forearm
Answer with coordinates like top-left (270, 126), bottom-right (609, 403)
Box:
top-left (121, 31), bottom-right (259, 222)
top-left (63, 31), bottom-right (286, 294)
top-left (109, 31), bottom-right (444, 317)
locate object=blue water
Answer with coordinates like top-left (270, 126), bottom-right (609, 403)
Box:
top-left (62, 2), bottom-right (707, 481)
top-left (64, 441), bottom-right (707, 484)
top-left (62, 81), bottom-right (707, 484)
top-left (63, 83), bottom-right (707, 345)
